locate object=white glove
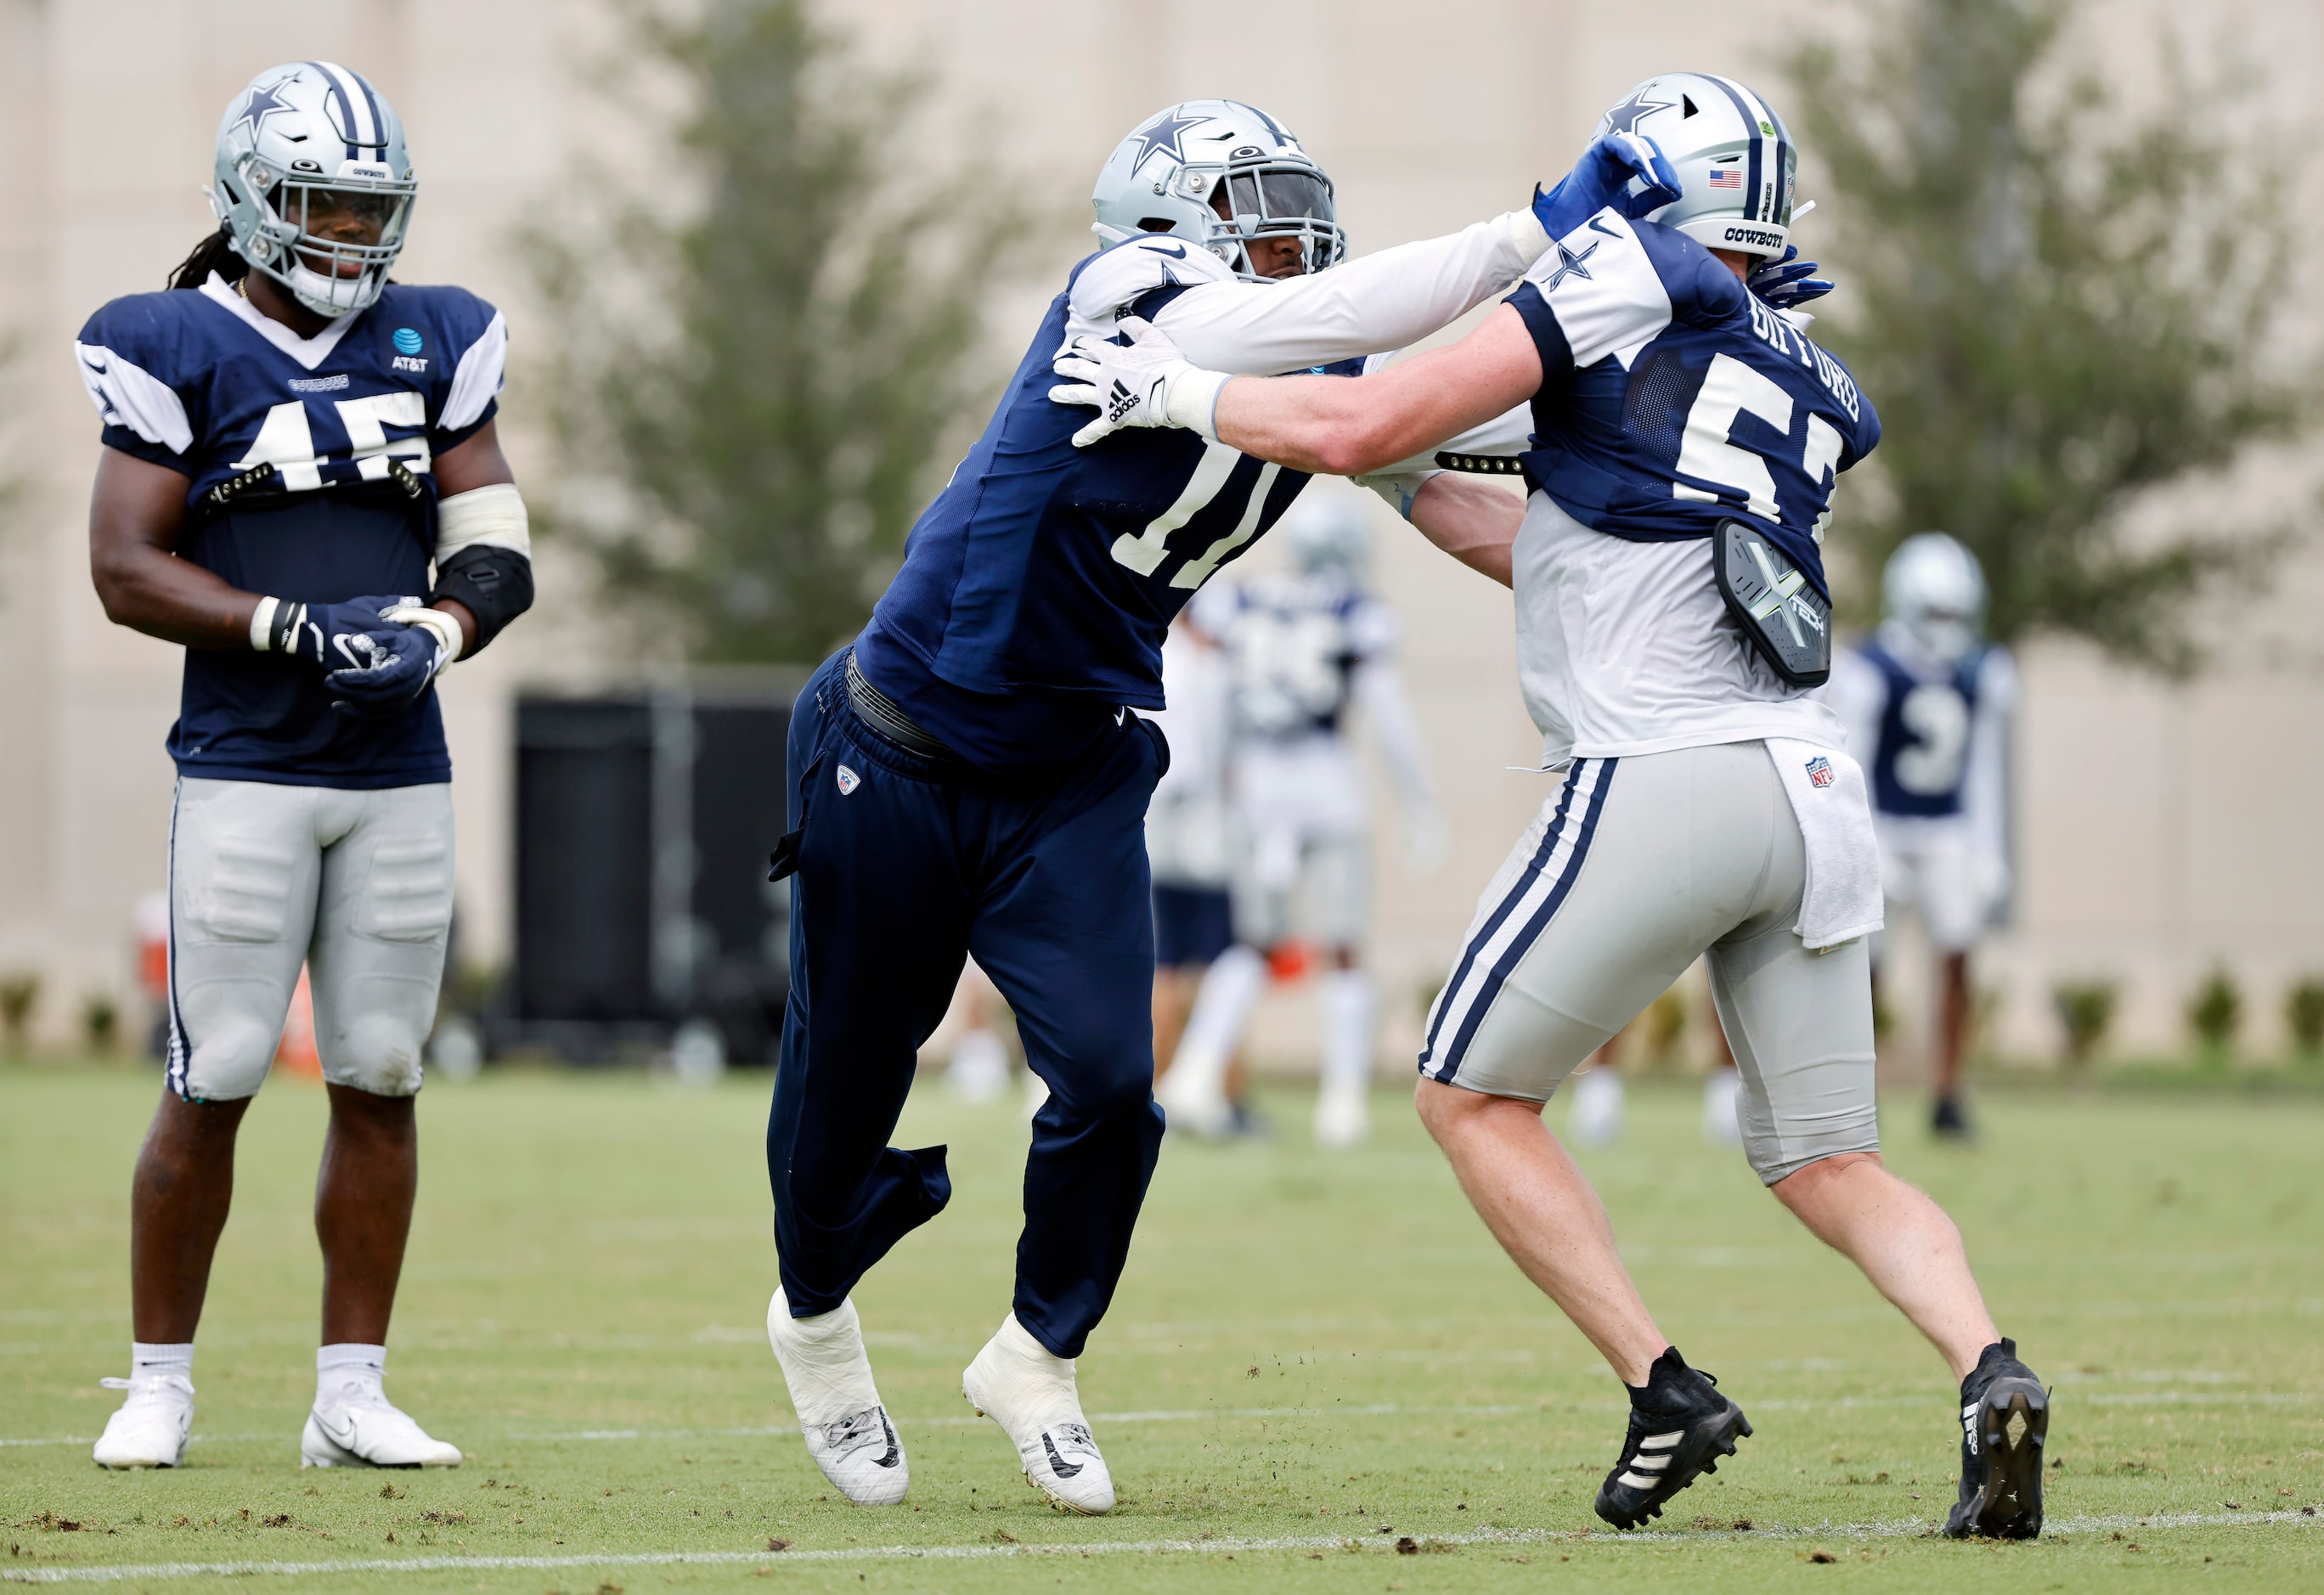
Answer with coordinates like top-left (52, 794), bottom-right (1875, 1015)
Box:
top-left (1048, 316), bottom-right (1231, 448)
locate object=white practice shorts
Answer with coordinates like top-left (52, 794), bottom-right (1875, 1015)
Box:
top-left (166, 777), bottom-right (455, 1102)
top-left (1419, 741), bottom-right (1877, 1185)
top-left (1230, 737), bottom-right (1371, 950)
top-left (1877, 821), bottom-right (1994, 955)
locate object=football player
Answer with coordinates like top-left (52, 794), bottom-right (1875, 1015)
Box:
top-left (76, 63), bottom-right (530, 1470)
top-left (1829, 534), bottom-right (2014, 1137)
top-left (1144, 612), bottom-right (1244, 1117)
top-left (1055, 74), bottom-right (2050, 1541)
top-left (758, 99), bottom-right (1688, 1513)
top-left (1159, 491), bottom-right (1442, 1148)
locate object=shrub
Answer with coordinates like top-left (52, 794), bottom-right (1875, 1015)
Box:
top-left (2286, 979), bottom-right (2324, 1058)
top-left (0, 973), bottom-right (39, 1052)
top-left (82, 994), bottom-right (119, 1054)
top-left (2051, 980), bottom-right (2117, 1067)
top-left (2186, 968), bottom-right (2242, 1059)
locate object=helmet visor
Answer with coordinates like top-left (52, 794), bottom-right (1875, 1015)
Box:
top-left (274, 182), bottom-right (412, 278)
top-left (1223, 167), bottom-right (1335, 233)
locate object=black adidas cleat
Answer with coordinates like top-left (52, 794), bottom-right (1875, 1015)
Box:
top-left (1593, 1347), bottom-right (1751, 1530)
top-left (1932, 1096), bottom-right (1972, 1140)
top-left (1943, 1337), bottom-right (2048, 1540)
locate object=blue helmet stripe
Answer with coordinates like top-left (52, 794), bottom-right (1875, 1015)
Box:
top-left (1700, 76), bottom-right (1763, 221)
top-left (307, 60), bottom-right (361, 162)
top-left (351, 70), bottom-right (387, 152)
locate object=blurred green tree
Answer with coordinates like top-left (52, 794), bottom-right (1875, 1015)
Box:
top-left (532, 0), bottom-right (1045, 663)
top-left (1784, 0), bottom-right (2310, 672)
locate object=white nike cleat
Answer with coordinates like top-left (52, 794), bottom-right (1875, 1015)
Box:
top-left (962, 1312), bottom-right (1114, 1515)
top-left (301, 1383), bottom-right (462, 1468)
top-left (767, 1289), bottom-right (908, 1505)
top-left (92, 1372), bottom-right (193, 1469)
top-left (1311, 1084), bottom-right (1369, 1149)
top-left (1154, 1068), bottom-right (1236, 1140)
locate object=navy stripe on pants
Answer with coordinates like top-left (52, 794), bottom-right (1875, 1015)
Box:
top-left (766, 650), bottom-right (1168, 1358)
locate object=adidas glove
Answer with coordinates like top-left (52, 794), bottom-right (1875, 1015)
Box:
top-left (1048, 316), bottom-right (1230, 448)
top-left (1531, 132), bottom-right (1682, 241)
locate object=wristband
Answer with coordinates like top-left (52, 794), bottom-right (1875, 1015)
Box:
top-left (382, 604), bottom-right (465, 664)
top-left (249, 596), bottom-right (279, 652)
top-left (1165, 368), bottom-right (1232, 444)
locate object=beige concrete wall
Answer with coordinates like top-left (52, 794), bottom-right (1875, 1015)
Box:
top-left (3, 0), bottom-right (2319, 1067)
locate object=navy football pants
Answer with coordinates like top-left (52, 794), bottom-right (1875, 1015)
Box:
top-left (767, 651), bottom-right (1167, 1358)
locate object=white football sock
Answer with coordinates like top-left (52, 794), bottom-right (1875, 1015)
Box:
top-left (317, 1344), bottom-right (386, 1402)
top-left (1317, 968), bottom-right (1377, 1097)
top-left (770, 1295), bottom-right (881, 1426)
top-left (1164, 944), bottom-right (1266, 1106)
top-left (132, 1343), bottom-right (195, 1380)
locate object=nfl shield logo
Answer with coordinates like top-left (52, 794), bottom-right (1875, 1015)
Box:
top-left (835, 764), bottom-right (861, 795)
top-left (1805, 755), bottom-right (1835, 790)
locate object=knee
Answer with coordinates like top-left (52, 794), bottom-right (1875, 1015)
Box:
top-left (1414, 1076), bottom-right (1492, 1147)
top-left (178, 1020), bottom-right (279, 1102)
top-left (1768, 1149), bottom-right (1885, 1212)
top-left (322, 1012), bottom-right (427, 1097)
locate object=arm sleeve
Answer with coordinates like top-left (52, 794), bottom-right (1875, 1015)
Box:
top-left (1151, 211), bottom-right (1551, 375)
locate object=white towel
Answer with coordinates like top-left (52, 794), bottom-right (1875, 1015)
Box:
top-left (1764, 739), bottom-right (1884, 951)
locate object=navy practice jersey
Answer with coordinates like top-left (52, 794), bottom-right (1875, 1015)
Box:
top-left (1189, 569), bottom-right (1395, 741)
top-left (1505, 211), bottom-right (1879, 597)
top-left (854, 240), bottom-right (1357, 773)
top-left (1856, 637), bottom-right (1988, 819)
top-left (76, 273), bottom-right (505, 787)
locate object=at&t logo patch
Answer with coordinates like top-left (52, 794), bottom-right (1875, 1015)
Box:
top-left (835, 764), bottom-right (861, 795)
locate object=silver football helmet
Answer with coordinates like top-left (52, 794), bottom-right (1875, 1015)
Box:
top-left (1884, 533), bottom-right (1988, 665)
top-left (1280, 492), bottom-right (1374, 575)
top-left (1091, 100), bottom-right (1345, 281)
top-left (1591, 74), bottom-right (1798, 261)
top-left (209, 62), bottom-right (415, 318)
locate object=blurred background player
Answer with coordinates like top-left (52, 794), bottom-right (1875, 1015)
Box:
top-left (1566, 991), bottom-right (1745, 1150)
top-left (1144, 612), bottom-right (1244, 1115)
top-left (76, 63), bottom-right (530, 1470)
top-left (1830, 534), bottom-right (2014, 1138)
top-left (1158, 493), bottom-right (1442, 1147)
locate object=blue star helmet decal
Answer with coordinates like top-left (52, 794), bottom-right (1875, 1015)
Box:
top-left (1125, 106), bottom-right (1211, 175)
top-left (228, 76), bottom-right (296, 145)
top-left (1601, 85), bottom-right (1672, 136)
top-left (1542, 236), bottom-right (1600, 291)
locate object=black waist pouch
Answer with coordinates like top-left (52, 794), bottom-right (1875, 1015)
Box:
top-left (1712, 519), bottom-right (1831, 688)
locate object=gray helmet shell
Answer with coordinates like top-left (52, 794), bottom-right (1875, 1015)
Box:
top-left (1884, 533), bottom-right (1988, 664)
top-left (211, 62), bottom-right (415, 318)
top-left (1091, 100), bottom-right (1345, 281)
top-left (1592, 73), bottom-right (1797, 261)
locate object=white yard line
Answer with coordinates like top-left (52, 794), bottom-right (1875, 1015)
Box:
top-left (3, 1510), bottom-right (2318, 1584)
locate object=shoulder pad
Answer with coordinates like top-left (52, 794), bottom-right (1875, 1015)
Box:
top-left (1069, 237), bottom-right (1234, 325)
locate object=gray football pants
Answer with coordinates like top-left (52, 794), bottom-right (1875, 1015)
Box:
top-left (166, 777), bottom-right (454, 1102)
top-left (1419, 741), bottom-right (1878, 1184)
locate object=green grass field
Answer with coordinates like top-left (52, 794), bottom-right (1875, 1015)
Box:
top-left (4, 1062), bottom-right (2321, 1592)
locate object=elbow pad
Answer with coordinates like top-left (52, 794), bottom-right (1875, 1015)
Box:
top-left (431, 482), bottom-right (534, 655)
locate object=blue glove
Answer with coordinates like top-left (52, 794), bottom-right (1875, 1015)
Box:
top-left (1746, 246), bottom-right (1835, 310)
top-left (1531, 132), bottom-right (1683, 241)
top-left (325, 622), bottom-right (449, 716)
top-left (267, 595), bottom-right (419, 670)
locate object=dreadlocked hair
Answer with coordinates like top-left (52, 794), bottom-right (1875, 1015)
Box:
top-left (168, 227), bottom-right (249, 291)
